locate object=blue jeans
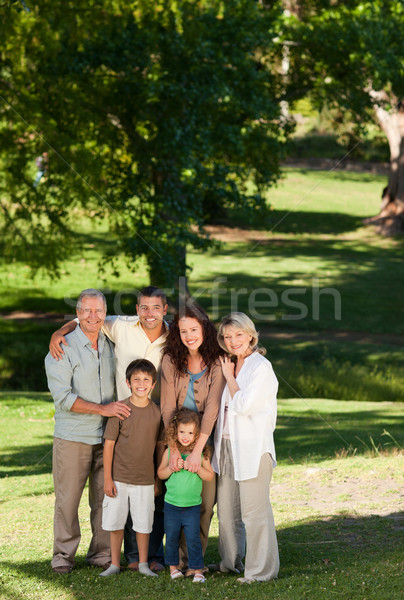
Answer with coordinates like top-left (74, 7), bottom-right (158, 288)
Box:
top-left (164, 502), bottom-right (204, 570)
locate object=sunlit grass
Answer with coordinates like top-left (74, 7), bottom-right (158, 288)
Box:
top-left (1, 393), bottom-right (403, 600)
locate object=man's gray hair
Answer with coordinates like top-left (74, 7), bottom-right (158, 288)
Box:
top-left (76, 289), bottom-right (107, 311)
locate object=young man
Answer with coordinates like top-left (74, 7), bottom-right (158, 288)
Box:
top-left (45, 289), bottom-right (131, 574)
top-left (49, 286), bottom-right (169, 571)
top-left (101, 359), bottom-right (165, 578)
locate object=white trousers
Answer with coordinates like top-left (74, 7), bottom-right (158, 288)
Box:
top-left (216, 438), bottom-right (279, 581)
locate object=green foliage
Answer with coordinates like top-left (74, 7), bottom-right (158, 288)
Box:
top-left (283, 1), bottom-right (404, 114)
top-left (0, 0), bottom-right (290, 287)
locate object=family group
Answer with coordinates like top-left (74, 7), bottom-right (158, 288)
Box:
top-left (45, 286), bottom-right (279, 584)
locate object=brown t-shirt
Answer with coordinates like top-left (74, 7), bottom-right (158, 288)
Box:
top-left (104, 399), bottom-right (164, 485)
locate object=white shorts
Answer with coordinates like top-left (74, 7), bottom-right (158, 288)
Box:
top-left (102, 481), bottom-right (155, 533)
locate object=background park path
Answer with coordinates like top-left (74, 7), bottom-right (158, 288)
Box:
top-left (2, 309), bottom-right (404, 347)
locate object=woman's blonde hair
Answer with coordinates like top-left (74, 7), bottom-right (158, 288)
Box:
top-left (217, 312), bottom-right (266, 356)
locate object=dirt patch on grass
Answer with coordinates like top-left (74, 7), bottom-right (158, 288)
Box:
top-left (283, 158), bottom-right (389, 175)
top-left (258, 327), bottom-right (404, 347)
top-left (2, 310), bottom-right (404, 346)
top-left (0, 311), bottom-right (67, 323)
top-left (272, 458), bottom-right (404, 522)
top-left (204, 224), bottom-right (276, 243)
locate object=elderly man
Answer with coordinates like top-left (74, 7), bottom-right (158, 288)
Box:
top-left (45, 289), bottom-right (131, 574)
top-left (49, 286), bottom-right (169, 572)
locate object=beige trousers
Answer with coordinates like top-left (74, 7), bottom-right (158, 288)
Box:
top-left (216, 438), bottom-right (279, 581)
top-left (52, 438), bottom-right (111, 568)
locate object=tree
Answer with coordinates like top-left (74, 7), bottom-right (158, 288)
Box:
top-left (281, 0), bottom-right (404, 233)
top-left (0, 0), bottom-right (290, 290)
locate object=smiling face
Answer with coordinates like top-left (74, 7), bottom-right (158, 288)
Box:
top-left (178, 317), bottom-right (204, 353)
top-left (76, 296), bottom-right (106, 339)
top-left (136, 295), bottom-right (168, 332)
top-left (222, 325), bottom-right (253, 357)
top-left (127, 370), bottom-right (155, 399)
top-left (177, 422), bottom-right (196, 447)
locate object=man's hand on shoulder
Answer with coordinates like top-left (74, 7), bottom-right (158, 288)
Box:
top-left (101, 401), bottom-right (131, 420)
top-left (71, 398), bottom-right (131, 420)
top-left (50, 331), bottom-right (68, 360)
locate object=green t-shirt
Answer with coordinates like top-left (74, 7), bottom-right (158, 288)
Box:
top-left (165, 451), bottom-right (203, 507)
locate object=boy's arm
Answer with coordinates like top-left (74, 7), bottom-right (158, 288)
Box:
top-left (154, 441), bottom-right (166, 496)
top-left (157, 448), bottom-right (172, 481)
top-left (197, 456), bottom-right (214, 482)
top-left (49, 320), bottom-right (77, 360)
top-left (155, 441), bottom-right (166, 475)
top-left (103, 439), bottom-right (117, 497)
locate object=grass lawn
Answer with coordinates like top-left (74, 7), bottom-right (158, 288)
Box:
top-left (1, 393), bottom-right (403, 600)
top-left (1, 168), bottom-right (403, 402)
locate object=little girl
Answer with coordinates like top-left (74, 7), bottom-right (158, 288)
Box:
top-left (157, 408), bottom-right (214, 583)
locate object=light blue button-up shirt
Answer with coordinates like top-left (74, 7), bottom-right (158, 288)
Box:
top-left (45, 326), bottom-right (115, 445)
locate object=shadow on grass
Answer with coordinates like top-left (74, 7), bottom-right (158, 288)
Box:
top-left (275, 408), bottom-right (404, 464)
top-left (273, 347), bottom-right (404, 403)
top-left (267, 210), bottom-right (365, 235)
top-left (1, 513), bottom-right (402, 599)
top-left (193, 245), bottom-right (404, 335)
top-left (0, 321), bottom-right (55, 390)
top-left (0, 439), bottom-right (53, 479)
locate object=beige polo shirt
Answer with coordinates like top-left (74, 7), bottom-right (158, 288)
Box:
top-left (102, 316), bottom-right (168, 402)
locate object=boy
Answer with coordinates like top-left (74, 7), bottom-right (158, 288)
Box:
top-left (100, 359), bottom-right (165, 577)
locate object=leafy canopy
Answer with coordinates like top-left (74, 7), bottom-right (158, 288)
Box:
top-left (0, 0), bottom-right (289, 286)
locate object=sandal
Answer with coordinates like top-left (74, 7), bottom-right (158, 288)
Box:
top-left (170, 568), bottom-right (184, 580)
top-left (193, 573), bottom-right (206, 583)
top-left (186, 567), bottom-right (208, 577)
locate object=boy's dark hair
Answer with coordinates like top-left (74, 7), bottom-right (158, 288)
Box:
top-left (137, 286), bottom-right (167, 306)
top-left (125, 359), bottom-right (157, 383)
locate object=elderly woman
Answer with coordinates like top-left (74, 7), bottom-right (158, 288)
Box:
top-left (161, 304), bottom-right (225, 573)
top-left (211, 312), bottom-right (279, 583)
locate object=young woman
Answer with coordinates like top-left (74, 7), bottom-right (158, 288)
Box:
top-left (212, 312), bottom-right (279, 583)
top-left (161, 304), bottom-right (225, 573)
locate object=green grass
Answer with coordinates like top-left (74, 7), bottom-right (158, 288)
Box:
top-left (1, 393), bottom-right (403, 600)
top-left (0, 169), bottom-right (403, 400)
top-left (272, 339), bottom-right (404, 403)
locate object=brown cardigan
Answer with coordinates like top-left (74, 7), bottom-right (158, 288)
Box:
top-left (160, 354), bottom-right (225, 437)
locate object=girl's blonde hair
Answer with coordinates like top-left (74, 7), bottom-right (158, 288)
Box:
top-left (166, 408), bottom-right (208, 456)
top-left (217, 312), bottom-right (266, 356)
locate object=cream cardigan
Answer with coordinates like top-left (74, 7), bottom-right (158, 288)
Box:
top-left (212, 351), bottom-right (278, 481)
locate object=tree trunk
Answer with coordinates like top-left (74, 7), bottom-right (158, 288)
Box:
top-left (149, 167), bottom-right (192, 302)
top-left (364, 97), bottom-right (404, 235)
top-left (147, 243), bottom-right (192, 311)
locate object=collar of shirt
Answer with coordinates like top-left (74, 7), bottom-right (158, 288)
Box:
top-left (134, 319), bottom-right (169, 345)
top-left (76, 324), bottom-right (106, 353)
